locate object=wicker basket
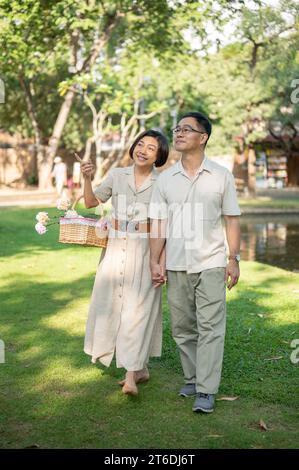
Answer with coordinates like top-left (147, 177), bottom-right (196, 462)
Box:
top-left (59, 195), bottom-right (108, 248)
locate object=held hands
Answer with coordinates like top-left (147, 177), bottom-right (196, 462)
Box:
top-left (225, 260), bottom-right (240, 290)
top-left (150, 261), bottom-right (167, 288)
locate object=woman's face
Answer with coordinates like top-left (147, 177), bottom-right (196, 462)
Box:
top-left (132, 136), bottom-right (159, 169)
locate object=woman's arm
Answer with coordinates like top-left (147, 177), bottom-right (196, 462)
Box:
top-left (81, 161), bottom-right (102, 208)
top-left (150, 219), bottom-right (167, 287)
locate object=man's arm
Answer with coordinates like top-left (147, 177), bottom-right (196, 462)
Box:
top-left (224, 215), bottom-right (241, 290)
top-left (150, 219), bottom-right (167, 288)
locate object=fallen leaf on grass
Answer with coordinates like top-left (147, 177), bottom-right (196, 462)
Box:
top-left (264, 356), bottom-right (283, 361)
top-left (259, 419), bottom-right (268, 431)
top-left (23, 444), bottom-right (40, 449)
top-left (216, 396), bottom-right (239, 401)
top-left (257, 314), bottom-right (264, 318)
top-left (207, 435), bottom-right (223, 438)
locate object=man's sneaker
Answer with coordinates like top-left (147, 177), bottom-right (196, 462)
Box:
top-left (192, 393), bottom-right (215, 413)
top-left (179, 383), bottom-right (196, 397)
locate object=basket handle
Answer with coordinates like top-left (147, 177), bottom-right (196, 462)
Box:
top-left (71, 194), bottom-right (84, 210)
top-left (71, 194), bottom-right (103, 216)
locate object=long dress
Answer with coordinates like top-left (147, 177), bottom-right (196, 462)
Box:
top-left (84, 164), bottom-right (162, 370)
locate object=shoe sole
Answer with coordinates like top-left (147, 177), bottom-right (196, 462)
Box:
top-left (179, 392), bottom-right (197, 397)
top-left (192, 406), bottom-right (214, 413)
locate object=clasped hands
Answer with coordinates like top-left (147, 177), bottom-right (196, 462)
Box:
top-left (150, 261), bottom-right (167, 288)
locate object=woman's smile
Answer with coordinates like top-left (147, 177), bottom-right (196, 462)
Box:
top-left (136, 154), bottom-right (148, 162)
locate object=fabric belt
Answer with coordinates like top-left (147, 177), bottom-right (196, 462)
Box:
top-left (112, 218), bottom-right (151, 233)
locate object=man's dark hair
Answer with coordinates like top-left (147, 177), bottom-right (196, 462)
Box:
top-left (180, 111), bottom-right (212, 144)
top-left (129, 129), bottom-right (169, 167)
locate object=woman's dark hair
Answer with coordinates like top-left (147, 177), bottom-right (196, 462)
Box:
top-left (180, 111), bottom-right (212, 144)
top-left (129, 129), bottom-right (169, 168)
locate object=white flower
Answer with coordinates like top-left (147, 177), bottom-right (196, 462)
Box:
top-left (35, 222), bottom-right (47, 235)
top-left (56, 198), bottom-right (71, 211)
top-left (64, 210), bottom-right (79, 218)
top-left (35, 211), bottom-right (49, 224)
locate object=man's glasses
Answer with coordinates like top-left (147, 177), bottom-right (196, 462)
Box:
top-left (172, 125), bottom-right (206, 135)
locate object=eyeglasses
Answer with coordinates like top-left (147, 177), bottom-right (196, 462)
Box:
top-left (172, 125), bottom-right (206, 135)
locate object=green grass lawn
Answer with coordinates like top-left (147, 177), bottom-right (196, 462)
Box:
top-left (0, 206), bottom-right (298, 449)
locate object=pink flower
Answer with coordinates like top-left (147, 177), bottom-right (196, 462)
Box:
top-left (35, 222), bottom-right (47, 235)
top-left (56, 198), bottom-right (71, 211)
top-left (36, 211), bottom-right (49, 224)
top-left (65, 210), bottom-right (79, 218)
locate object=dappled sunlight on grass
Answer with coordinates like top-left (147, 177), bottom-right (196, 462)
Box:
top-left (40, 312), bottom-right (87, 336)
top-left (106, 390), bottom-right (135, 405)
top-left (1, 207), bottom-right (299, 448)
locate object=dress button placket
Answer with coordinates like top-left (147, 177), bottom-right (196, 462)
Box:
top-left (119, 228), bottom-right (127, 300)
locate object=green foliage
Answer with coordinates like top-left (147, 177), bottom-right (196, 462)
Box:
top-left (0, 0), bottom-right (297, 156)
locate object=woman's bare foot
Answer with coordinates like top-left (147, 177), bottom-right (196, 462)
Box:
top-left (135, 367), bottom-right (150, 383)
top-left (121, 371), bottom-right (138, 396)
top-left (118, 367), bottom-right (149, 386)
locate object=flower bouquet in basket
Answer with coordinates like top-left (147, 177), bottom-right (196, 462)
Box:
top-left (34, 196), bottom-right (110, 248)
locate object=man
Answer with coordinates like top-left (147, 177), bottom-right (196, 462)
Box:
top-left (51, 156), bottom-right (67, 197)
top-left (149, 112), bottom-right (241, 413)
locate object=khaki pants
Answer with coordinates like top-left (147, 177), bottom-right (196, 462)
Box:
top-left (167, 268), bottom-right (226, 394)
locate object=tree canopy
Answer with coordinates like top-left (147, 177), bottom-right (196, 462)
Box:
top-left (0, 0), bottom-right (298, 185)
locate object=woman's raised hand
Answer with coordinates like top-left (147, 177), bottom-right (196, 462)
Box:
top-left (81, 160), bottom-right (95, 179)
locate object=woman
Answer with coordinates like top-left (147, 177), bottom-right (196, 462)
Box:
top-left (81, 130), bottom-right (169, 396)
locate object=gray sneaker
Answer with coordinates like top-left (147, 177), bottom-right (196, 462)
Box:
top-left (179, 383), bottom-right (197, 397)
top-left (192, 393), bottom-right (215, 413)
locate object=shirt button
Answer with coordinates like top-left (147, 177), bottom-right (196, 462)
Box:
top-left (119, 294), bottom-right (122, 298)
top-left (120, 272), bottom-right (123, 275)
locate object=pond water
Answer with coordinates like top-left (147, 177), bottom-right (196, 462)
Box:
top-left (240, 214), bottom-right (299, 272)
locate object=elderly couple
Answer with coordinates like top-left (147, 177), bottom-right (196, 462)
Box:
top-left (82, 111), bottom-right (241, 414)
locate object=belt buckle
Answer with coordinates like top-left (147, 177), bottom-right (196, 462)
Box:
top-left (119, 220), bottom-right (128, 232)
top-left (128, 220), bottom-right (139, 233)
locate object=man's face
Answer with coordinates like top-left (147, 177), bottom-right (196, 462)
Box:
top-left (173, 117), bottom-right (208, 152)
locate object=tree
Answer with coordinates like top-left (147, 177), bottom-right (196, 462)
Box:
top-left (0, 0), bottom-right (252, 187)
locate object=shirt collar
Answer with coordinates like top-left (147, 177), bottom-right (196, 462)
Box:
top-left (124, 164), bottom-right (159, 180)
top-left (170, 157), bottom-right (212, 176)
top-left (126, 164), bottom-right (159, 194)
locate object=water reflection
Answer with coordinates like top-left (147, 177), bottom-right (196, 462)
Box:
top-left (240, 214), bottom-right (299, 272)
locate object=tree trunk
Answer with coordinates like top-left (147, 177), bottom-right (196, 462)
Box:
top-left (40, 89), bottom-right (76, 189)
top-left (18, 74), bottom-right (45, 186)
top-left (248, 146), bottom-right (256, 196)
top-left (287, 154), bottom-right (299, 186)
top-left (41, 15), bottom-right (119, 189)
